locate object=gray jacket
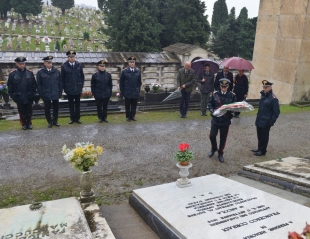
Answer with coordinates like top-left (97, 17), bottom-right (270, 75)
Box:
top-left (177, 68), bottom-right (196, 93)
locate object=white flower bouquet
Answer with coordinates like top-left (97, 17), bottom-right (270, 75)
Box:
top-left (213, 101), bottom-right (254, 117)
top-left (61, 142), bottom-right (103, 172)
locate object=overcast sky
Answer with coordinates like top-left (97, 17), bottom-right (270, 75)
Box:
top-left (74, 0), bottom-right (260, 21)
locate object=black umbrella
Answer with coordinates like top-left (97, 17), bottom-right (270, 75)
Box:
top-left (191, 58), bottom-right (220, 77)
top-left (161, 89), bottom-right (182, 103)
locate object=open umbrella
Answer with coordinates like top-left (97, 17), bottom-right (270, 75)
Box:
top-left (221, 57), bottom-right (254, 70)
top-left (161, 89), bottom-right (181, 103)
top-left (191, 58), bottom-right (220, 77)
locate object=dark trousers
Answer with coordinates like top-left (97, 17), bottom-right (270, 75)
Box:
top-left (200, 93), bottom-right (209, 114)
top-left (234, 93), bottom-right (245, 116)
top-left (179, 91), bottom-right (191, 116)
top-left (67, 94), bottom-right (81, 120)
top-left (256, 126), bottom-right (271, 154)
top-left (44, 100), bottom-right (59, 123)
top-left (125, 98), bottom-right (138, 119)
top-left (96, 97), bottom-right (110, 120)
top-left (17, 103), bottom-right (33, 125)
top-left (209, 124), bottom-right (230, 155)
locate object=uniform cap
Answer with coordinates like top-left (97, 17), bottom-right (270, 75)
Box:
top-left (127, 56), bottom-right (136, 61)
top-left (97, 60), bottom-right (106, 65)
top-left (262, 80), bottom-right (273, 86)
top-left (42, 56), bottom-right (53, 62)
top-left (219, 78), bottom-right (230, 87)
top-left (14, 57), bottom-right (27, 63)
top-left (66, 50), bottom-right (76, 56)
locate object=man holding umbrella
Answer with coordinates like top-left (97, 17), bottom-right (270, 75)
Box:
top-left (177, 61), bottom-right (196, 118)
top-left (208, 79), bottom-right (236, 163)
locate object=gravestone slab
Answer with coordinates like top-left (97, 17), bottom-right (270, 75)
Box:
top-left (130, 174), bottom-right (310, 239)
top-left (0, 197), bottom-right (93, 238)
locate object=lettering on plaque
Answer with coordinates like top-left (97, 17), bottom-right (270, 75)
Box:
top-left (1, 223), bottom-right (67, 238)
top-left (182, 193), bottom-right (291, 238)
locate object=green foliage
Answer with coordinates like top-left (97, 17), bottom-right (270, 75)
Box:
top-left (61, 38), bottom-right (67, 47)
top-left (10, 0), bottom-right (43, 20)
top-left (211, 0), bottom-right (228, 35)
top-left (210, 6), bottom-right (256, 60)
top-left (51, 0), bottom-right (74, 15)
top-left (0, 0), bottom-right (11, 19)
top-left (55, 39), bottom-right (60, 51)
top-left (160, 0), bottom-right (210, 48)
top-left (97, 0), bottom-right (104, 10)
top-left (83, 31), bottom-right (90, 41)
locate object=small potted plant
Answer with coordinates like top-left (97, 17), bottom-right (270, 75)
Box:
top-left (0, 81), bottom-right (9, 103)
top-left (81, 91), bottom-right (93, 99)
top-left (174, 143), bottom-right (194, 166)
top-left (151, 83), bottom-right (161, 93)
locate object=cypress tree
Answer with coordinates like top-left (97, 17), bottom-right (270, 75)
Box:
top-left (10, 0), bottom-right (43, 20)
top-left (51, 0), bottom-right (74, 15)
top-left (211, 0), bottom-right (228, 35)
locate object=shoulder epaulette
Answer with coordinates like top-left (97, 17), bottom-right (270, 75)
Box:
top-left (272, 93), bottom-right (277, 99)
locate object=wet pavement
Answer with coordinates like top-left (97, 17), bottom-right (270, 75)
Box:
top-left (1, 111), bottom-right (310, 205)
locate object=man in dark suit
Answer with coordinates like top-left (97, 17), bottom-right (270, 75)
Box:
top-left (61, 50), bottom-right (85, 124)
top-left (214, 66), bottom-right (233, 92)
top-left (197, 64), bottom-right (214, 116)
top-left (119, 56), bottom-right (142, 122)
top-left (37, 56), bottom-right (63, 128)
top-left (91, 60), bottom-right (113, 123)
top-left (177, 61), bottom-right (196, 118)
top-left (7, 57), bottom-right (37, 130)
top-left (252, 80), bottom-right (280, 156)
top-left (233, 69), bottom-right (249, 118)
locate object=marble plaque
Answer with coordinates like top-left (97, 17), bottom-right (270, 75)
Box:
top-left (0, 197), bottom-right (92, 238)
top-left (131, 174), bottom-right (310, 239)
top-left (162, 72), bottom-right (175, 77)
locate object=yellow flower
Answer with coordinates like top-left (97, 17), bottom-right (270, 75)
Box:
top-left (96, 146), bottom-right (103, 155)
top-left (73, 147), bottom-right (85, 156)
top-left (86, 144), bottom-right (94, 152)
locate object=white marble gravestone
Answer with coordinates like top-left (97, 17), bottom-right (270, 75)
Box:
top-left (130, 174), bottom-right (310, 239)
top-left (0, 197), bottom-right (92, 238)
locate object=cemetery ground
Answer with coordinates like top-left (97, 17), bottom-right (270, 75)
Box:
top-left (1, 105), bottom-right (310, 210)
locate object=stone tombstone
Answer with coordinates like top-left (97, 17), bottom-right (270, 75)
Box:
top-left (0, 197), bottom-right (92, 238)
top-left (130, 174), bottom-right (310, 239)
top-left (26, 35), bottom-right (31, 44)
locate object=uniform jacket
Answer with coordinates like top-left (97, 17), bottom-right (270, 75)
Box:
top-left (197, 71), bottom-right (214, 94)
top-left (255, 90), bottom-right (280, 128)
top-left (91, 70), bottom-right (113, 99)
top-left (233, 74), bottom-right (249, 95)
top-left (177, 68), bottom-right (196, 93)
top-left (214, 71), bottom-right (233, 92)
top-left (37, 66), bottom-right (62, 101)
top-left (7, 68), bottom-right (37, 104)
top-left (119, 67), bottom-right (142, 99)
top-left (61, 60), bottom-right (85, 95)
top-left (208, 90), bottom-right (237, 127)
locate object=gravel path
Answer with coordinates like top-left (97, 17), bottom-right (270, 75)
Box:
top-left (1, 111), bottom-right (310, 204)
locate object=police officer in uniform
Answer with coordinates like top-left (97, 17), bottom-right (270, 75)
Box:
top-left (91, 60), bottom-right (112, 123)
top-left (8, 57), bottom-right (37, 130)
top-left (252, 80), bottom-right (280, 156)
top-left (37, 56), bottom-right (63, 128)
top-left (119, 56), bottom-right (142, 122)
top-left (207, 79), bottom-right (236, 163)
top-left (61, 50), bottom-right (85, 124)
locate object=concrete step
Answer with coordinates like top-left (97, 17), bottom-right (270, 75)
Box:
top-left (238, 157), bottom-right (310, 197)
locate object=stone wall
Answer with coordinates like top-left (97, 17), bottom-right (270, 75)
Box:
top-left (0, 62), bottom-right (180, 92)
top-left (249, 0), bottom-right (310, 104)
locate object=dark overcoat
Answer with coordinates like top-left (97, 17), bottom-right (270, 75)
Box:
top-left (197, 71), bottom-right (214, 94)
top-left (7, 68), bottom-right (37, 104)
top-left (119, 67), bottom-right (142, 99)
top-left (214, 71), bottom-right (233, 91)
top-left (61, 61), bottom-right (85, 95)
top-left (91, 70), bottom-right (113, 99)
top-left (37, 66), bottom-right (62, 100)
top-left (177, 68), bottom-right (196, 93)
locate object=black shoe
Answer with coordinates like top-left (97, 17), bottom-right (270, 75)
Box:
top-left (131, 117), bottom-right (136, 121)
top-left (234, 115), bottom-right (239, 118)
top-left (76, 119), bottom-right (82, 124)
top-left (251, 149), bottom-right (260, 153)
top-left (126, 117), bottom-right (131, 122)
top-left (22, 125), bottom-right (27, 130)
top-left (48, 122), bottom-right (52, 128)
top-left (218, 154), bottom-right (225, 163)
top-left (27, 124), bottom-right (33, 130)
top-left (208, 150), bottom-right (216, 157)
top-left (53, 121), bottom-right (60, 127)
top-left (103, 118), bottom-right (109, 123)
top-left (98, 119), bottom-right (103, 123)
top-left (254, 151), bottom-right (266, 156)
top-left (201, 112), bottom-right (207, 116)
top-left (69, 119), bottom-right (74, 124)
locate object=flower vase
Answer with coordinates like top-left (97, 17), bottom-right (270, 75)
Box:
top-left (80, 169), bottom-right (95, 203)
top-left (176, 162), bottom-right (192, 188)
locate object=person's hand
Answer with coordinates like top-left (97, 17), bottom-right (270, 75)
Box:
top-left (202, 79), bottom-right (206, 82)
top-left (182, 84), bottom-right (186, 88)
